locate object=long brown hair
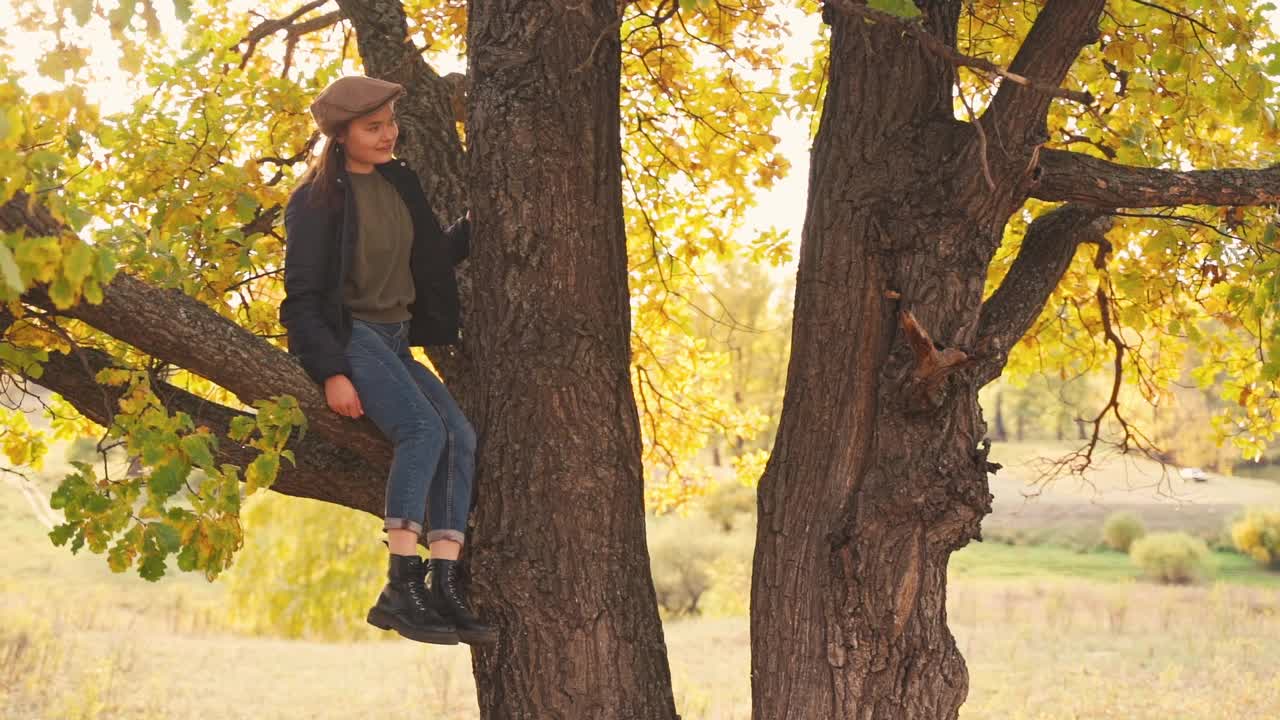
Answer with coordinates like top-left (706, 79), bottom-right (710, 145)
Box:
top-left (287, 130), bottom-right (348, 211)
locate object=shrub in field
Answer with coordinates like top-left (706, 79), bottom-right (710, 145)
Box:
top-left (1129, 532), bottom-right (1213, 584)
top-left (221, 492), bottom-right (387, 640)
top-left (981, 527), bottom-right (1020, 546)
top-left (1230, 507), bottom-right (1280, 570)
top-left (702, 480), bottom-right (756, 533)
top-left (1101, 511), bottom-right (1146, 552)
top-left (648, 514), bottom-right (727, 616)
top-left (1212, 514), bottom-right (1243, 553)
top-left (695, 536), bottom-right (753, 616)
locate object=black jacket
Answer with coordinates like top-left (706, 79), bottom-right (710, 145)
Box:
top-left (280, 158), bottom-right (469, 386)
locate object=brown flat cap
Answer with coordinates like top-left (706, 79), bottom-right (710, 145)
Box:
top-left (310, 75), bottom-right (406, 137)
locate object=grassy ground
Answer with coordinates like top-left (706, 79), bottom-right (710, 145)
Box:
top-left (952, 542), bottom-right (1280, 588)
top-left (6, 543), bottom-right (1278, 719)
top-left (5, 439), bottom-right (1280, 718)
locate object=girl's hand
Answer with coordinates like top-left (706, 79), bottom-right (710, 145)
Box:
top-left (324, 374), bottom-right (364, 418)
top-left (465, 209), bottom-right (471, 221)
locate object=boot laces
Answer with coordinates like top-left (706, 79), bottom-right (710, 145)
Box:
top-left (405, 563), bottom-right (433, 615)
top-left (439, 563), bottom-right (473, 615)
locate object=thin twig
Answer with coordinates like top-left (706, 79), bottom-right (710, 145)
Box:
top-left (233, 1), bottom-right (339, 66)
top-left (1109, 210), bottom-right (1244, 242)
top-left (957, 79), bottom-right (996, 191)
top-left (1132, 0), bottom-right (1214, 35)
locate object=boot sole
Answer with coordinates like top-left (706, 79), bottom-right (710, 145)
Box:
top-left (367, 607), bottom-right (460, 645)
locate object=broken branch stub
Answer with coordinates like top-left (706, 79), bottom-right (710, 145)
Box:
top-left (898, 309), bottom-right (972, 411)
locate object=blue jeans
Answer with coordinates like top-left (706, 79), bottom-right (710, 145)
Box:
top-left (344, 318), bottom-right (475, 544)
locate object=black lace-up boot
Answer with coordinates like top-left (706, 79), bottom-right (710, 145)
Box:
top-left (366, 554), bottom-right (459, 645)
top-left (428, 558), bottom-right (497, 644)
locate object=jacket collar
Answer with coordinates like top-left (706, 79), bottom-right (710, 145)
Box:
top-left (334, 157), bottom-right (411, 187)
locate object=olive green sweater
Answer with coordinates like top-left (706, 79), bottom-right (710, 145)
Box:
top-left (343, 169), bottom-right (415, 323)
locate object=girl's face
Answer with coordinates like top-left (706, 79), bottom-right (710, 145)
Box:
top-left (338, 101), bottom-right (398, 168)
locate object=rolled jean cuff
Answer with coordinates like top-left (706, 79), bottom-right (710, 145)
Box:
top-left (426, 529), bottom-right (465, 545)
top-left (384, 517), bottom-right (424, 535)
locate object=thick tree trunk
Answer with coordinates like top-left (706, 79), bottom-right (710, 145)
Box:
top-left (750, 1), bottom-right (1103, 716)
top-left (749, 114), bottom-right (992, 719)
top-left (6, 0), bottom-right (677, 711)
top-left (463, 2), bottom-right (677, 717)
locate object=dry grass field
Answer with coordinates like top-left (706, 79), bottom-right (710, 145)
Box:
top-left (4, 439), bottom-right (1280, 718)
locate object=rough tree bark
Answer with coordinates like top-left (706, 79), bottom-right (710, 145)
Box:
top-left (750, 1), bottom-right (1108, 717)
top-left (751, 0), bottom-right (1280, 717)
top-left (462, 1), bottom-right (677, 717)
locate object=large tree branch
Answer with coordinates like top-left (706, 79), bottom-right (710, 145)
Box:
top-left (1033, 148), bottom-right (1280, 207)
top-left (983, 0), bottom-right (1105, 146)
top-left (0, 190), bottom-right (62, 236)
top-left (21, 272), bottom-right (398, 470)
top-left (0, 193), bottom-right (389, 469)
top-left (1, 188), bottom-right (432, 479)
top-left (0, 189), bottom-right (472, 525)
top-left (974, 203), bottom-right (1113, 386)
top-left (0, 308), bottom-right (383, 511)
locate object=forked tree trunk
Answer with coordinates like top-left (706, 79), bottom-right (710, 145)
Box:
top-left (750, 1), bottom-right (1104, 716)
top-left (463, 2), bottom-right (678, 717)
